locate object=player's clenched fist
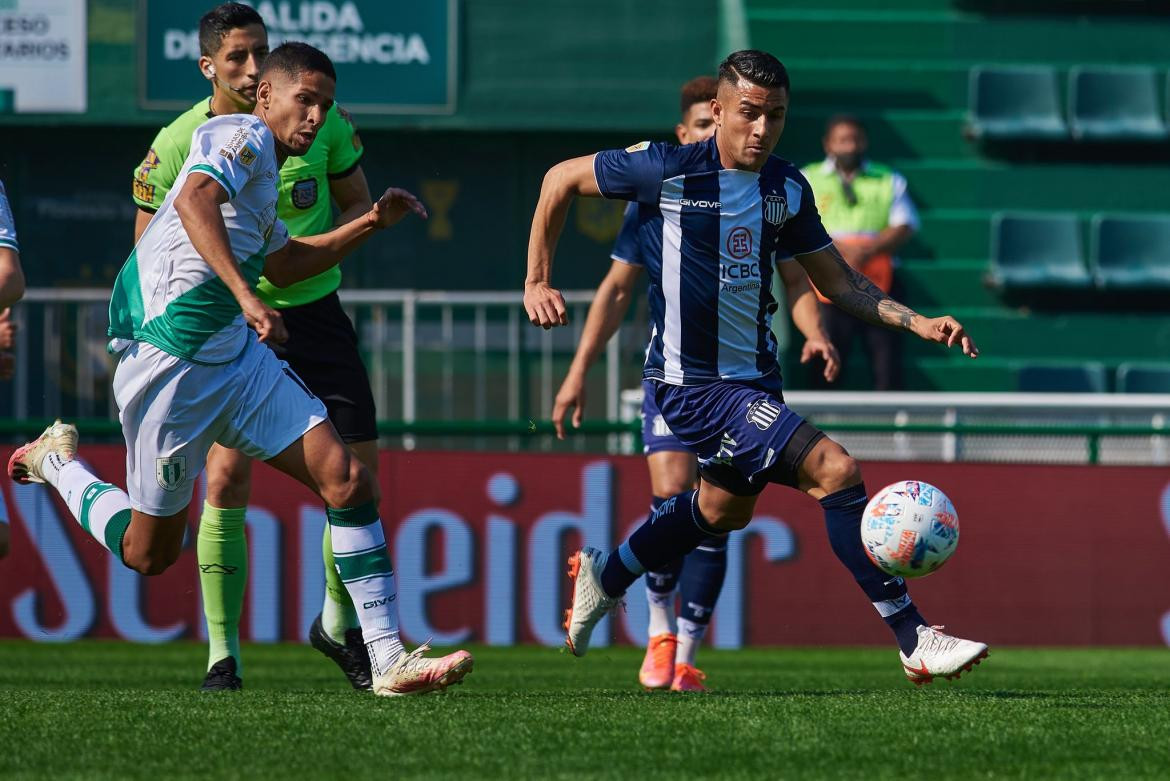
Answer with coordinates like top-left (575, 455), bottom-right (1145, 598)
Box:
top-left (524, 281), bottom-right (567, 329)
top-left (913, 315), bottom-right (979, 358)
top-left (242, 296), bottom-right (288, 344)
top-left (368, 187), bottom-right (428, 229)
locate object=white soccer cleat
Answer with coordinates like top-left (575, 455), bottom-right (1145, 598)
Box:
top-left (899, 625), bottom-right (989, 686)
top-left (372, 642), bottom-right (473, 697)
top-left (7, 420), bottom-right (78, 485)
top-left (563, 547), bottom-right (622, 657)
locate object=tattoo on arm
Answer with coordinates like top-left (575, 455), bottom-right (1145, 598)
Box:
top-left (822, 245), bottom-right (919, 331)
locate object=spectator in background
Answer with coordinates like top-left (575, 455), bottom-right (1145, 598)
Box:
top-left (803, 115), bottom-right (918, 390)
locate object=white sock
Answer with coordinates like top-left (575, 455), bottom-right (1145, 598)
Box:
top-left (676, 617), bottom-right (707, 667)
top-left (327, 504), bottom-right (407, 675)
top-left (646, 587), bottom-right (678, 637)
top-left (43, 456), bottom-right (132, 557)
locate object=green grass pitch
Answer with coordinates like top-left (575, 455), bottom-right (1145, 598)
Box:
top-left (2, 641), bottom-right (1168, 779)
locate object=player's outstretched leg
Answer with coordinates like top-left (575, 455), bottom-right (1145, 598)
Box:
top-left (269, 423), bottom-right (472, 696)
top-left (565, 487), bottom-right (730, 657)
top-left (639, 500), bottom-right (683, 689)
top-left (9, 421), bottom-right (134, 565)
top-left (198, 445), bottom-right (252, 691)
top-left (800, 438), bottom-right (988, 684)
top-left (672, 533), bottom-right (728, 692)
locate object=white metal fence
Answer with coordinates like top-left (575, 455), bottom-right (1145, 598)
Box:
top-left (11, 288), bottom-right (1170, 464)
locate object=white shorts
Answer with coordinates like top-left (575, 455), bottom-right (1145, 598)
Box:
top-left (112, 336), bottom-right (328, 516)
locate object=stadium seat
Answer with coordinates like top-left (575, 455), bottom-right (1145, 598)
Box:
top-left (990, 212), bottom-right (1091, 289)
top-left (968, 65), bottom-right (1067, 140)
top-left (1069, 66), bottom-right (1168, 141)
top-left (1017, 363), bottom-right (1108, 393)
top-left (1090, 213), bottom-right (1170, 289)
top-left (1116, 363), bottom-right (1170, 393)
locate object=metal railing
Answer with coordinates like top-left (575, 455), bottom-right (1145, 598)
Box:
top-left (6, 288), bottom-right (642, 437)
top-left (8, 289), bottom-right (1170, 464)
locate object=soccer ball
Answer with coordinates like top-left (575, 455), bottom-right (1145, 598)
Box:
top-left (860, 480), bottom-right (959, 578)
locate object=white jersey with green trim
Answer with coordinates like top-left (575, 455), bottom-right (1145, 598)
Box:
top-left (109, 114), bottom-right (290, 365)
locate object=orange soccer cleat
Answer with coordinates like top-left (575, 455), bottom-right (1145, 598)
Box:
top-left (638, 633), bottom-right (677, 690)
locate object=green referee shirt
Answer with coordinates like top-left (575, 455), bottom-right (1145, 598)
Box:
top-left (131, 99), bottom-right (365, 308)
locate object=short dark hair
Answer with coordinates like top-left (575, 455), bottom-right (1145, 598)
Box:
top-left (824, 114), bottom-right (866, 137)
top-left (259, 41), bottom-right (337, 83)
top-left (717, 49), bottom-right (790, 93)
top-left (679, 76), bottom-right (718, 116)
top-left (198, 2), bottom-right (265, 57)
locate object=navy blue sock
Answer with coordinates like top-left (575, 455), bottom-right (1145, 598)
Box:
top-left (644, 497), bottom-right (684, 594)
top-left (820, 483), bottom-right (926, 655)
top-left (599, 489), bottom-right (724, 598)
top-left (678, 532), bottom-right (728, 626)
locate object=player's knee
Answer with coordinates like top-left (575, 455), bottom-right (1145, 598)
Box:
top-left (205, 456), bottom-right (252, 508)
top-left (705, 507), bottom-right (751, 531)
top-left (697, 495), bottom-right (752, 531)
top-left (320, 454), bottom-right (373, 508)
top-left (810, 444), bottom-right (861, 494)
top-left (654, 477), bottom-right (693, 499)
top-left (124, 547), bottom-right (179, 577)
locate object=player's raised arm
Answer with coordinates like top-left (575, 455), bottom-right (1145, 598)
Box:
top-left (777, 260), bottom-right (840, 381)
top-left (173, 172), bottom-right (287, 344)
top-left (264, 186), bottom-right (426, 287)
top-left (796, 243), bottom-right (979, 358)
top-left (524, 154), bottom-right (602, 329)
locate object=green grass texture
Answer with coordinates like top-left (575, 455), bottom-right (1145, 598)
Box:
top-left (2, 641), bottom-right (1168, 779)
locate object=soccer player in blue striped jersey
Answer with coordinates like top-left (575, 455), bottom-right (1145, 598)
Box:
top-left (525, 50), bottom-right (989, 685)
top-left (551, 75), bottom-right (839, 692)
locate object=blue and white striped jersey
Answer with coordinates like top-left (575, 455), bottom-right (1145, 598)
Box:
top-left (595, 136), bottom-right (832, 385)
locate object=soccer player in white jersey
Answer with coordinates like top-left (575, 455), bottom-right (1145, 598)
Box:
top-left (0, 178), bottom-right (26, 560)
top-left (525, 50), bottom-right (988, 685)
top-left (7, 43), bottom-right (472, 696)
top-left (552, 75), bottom-right (840, 692)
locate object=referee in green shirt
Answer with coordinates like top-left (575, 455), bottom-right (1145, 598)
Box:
top-left (131, 3), bottom-right (378, 692)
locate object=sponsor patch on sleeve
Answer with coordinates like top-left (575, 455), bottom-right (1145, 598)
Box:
top-left (132, 180), bottom-right (156, 204)
top-left (217, 126), bottom-right (251, 160)
top-left (625, 141), bottom-right (650, 153)
top-left (238, 144), bottom-right (257, 166)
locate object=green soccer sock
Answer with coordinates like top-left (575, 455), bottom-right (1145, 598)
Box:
top-left (197, 503), bottom-right (248, 675)
top-left (321, 523), bottom-right (361, 643)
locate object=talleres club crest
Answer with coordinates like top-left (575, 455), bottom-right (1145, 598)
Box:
top-left (764, 194), bottom-right (789, 226)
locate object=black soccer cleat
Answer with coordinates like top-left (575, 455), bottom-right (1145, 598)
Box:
top-left (309, 614), bottom-right (372, 691)
top-left (200, 656), bottom-right (242, 692)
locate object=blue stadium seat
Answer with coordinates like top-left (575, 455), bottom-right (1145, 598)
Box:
top-left (968, 65), bottom-right (1068, 140)
top-left (990, 212), bottom-right (1091, 289)
top-left (1090, 213), bottom-right (1170, 289)
top-left (1116, 363), bottom-right (1170, 393)
top-left (1018, 363), bottom-right (1108, 393)
top-left (1069, 66), bottom-right (1168, 141)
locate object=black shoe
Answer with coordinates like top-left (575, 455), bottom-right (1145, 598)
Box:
top-left (200, 657), bottom-right (242, 692)
top-left (309, 614), bottom-right (372, 690)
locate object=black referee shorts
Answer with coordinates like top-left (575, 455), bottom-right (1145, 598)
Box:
top-left (267, 291), bottom-right (378, 444)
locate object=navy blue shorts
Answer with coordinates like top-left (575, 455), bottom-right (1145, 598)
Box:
top-left (641, 378), bottom-right (688, 455)
top-left (652, 373), bottom-right (825, 496)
